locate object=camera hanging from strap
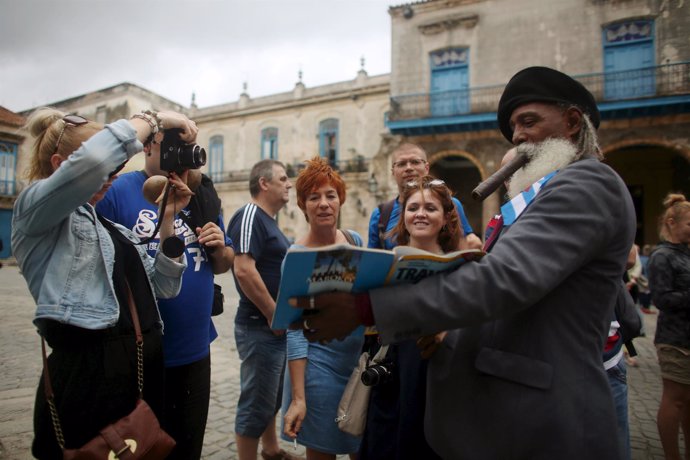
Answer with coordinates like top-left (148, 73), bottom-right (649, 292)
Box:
top-left (98, 178), bottom-right (185, 258)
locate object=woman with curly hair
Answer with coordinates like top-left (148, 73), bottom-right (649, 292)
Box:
top-left (281, 157), bottom-right (364, 459)
top-left (358, 175), bottom-right (462, 460)
top-left (649, 193), bottom-right (690, 460)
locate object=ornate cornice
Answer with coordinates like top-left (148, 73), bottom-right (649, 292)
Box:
top-left (418, 13), bottom-right (479, 35)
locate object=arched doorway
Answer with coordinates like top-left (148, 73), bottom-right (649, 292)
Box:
top-left (604, 141), bottom-right (690, 246)
top-left (428, 151), bottom-right (484, 236)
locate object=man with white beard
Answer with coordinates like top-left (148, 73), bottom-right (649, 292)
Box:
top-left (287, 66), bottom-right (635, 459)
top-left (507, 138), bottom-right (579, 199)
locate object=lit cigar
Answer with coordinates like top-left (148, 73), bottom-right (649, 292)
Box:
top-left (471, 150), bottom-right (528, 201)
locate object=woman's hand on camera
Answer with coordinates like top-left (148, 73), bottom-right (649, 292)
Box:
top-left (157, 111), bottom-right (198, 143)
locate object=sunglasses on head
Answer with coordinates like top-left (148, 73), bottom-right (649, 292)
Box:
top-left (53, 114), bottom-right (88, 156)
top-left (405, 178), bottom-right (446, 188)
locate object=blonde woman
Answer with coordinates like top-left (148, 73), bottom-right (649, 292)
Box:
top-left (12, 108), bottom-right (195, 458)
top-left (649, 193), bottom-right (690, 460)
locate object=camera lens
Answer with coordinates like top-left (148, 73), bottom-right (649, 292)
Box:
top-left (361, 363), bottom-right (392, 386)
top-left (193, 145), bottom-right (206, 168)
top-left (177, 144), bottom-right (207, 170)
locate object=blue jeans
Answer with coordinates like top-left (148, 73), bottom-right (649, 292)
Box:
top-left (234, 322), bottom-right (286, 438)
top-left (607, 359), bottom-right (631, 460)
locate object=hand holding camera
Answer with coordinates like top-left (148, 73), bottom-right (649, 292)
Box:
top-left (160, 128), bottom-right (206, 174)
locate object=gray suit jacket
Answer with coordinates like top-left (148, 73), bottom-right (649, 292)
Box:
top-left (370, 158), bottom-right (635, 460)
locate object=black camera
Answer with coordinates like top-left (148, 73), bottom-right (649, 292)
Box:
top-left (361, 360), bottom-right (395, 387)
top-left (160, 128), bottom-right (207, 173)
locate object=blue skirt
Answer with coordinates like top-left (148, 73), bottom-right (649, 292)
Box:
top-left (281, 331), bottom-right (364, 454)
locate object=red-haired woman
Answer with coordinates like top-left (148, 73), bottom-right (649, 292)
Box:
top-left (281, 157), bottom-right (364, 459)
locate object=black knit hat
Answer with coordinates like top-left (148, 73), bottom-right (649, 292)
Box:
top-left (497, 66), bottom-right (600, 142)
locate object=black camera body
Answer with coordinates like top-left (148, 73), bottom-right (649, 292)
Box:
top-left (361, 360), bottom-right (395, 387)
top-left (160, 128), bottom-right (207, 174)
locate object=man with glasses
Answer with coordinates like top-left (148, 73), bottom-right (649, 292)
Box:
top-left (290, 67), bottom-right (635, 459)
top-left (367, 143), bottom-right (481, 250)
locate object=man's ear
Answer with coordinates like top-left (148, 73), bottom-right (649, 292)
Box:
top-left (258, 176), bottom-right (269, 191)
top-left (565, 107), bottom-right (583, 140)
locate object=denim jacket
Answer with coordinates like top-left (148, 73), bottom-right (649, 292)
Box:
top-left (12, 120), bottom-right (186, 332)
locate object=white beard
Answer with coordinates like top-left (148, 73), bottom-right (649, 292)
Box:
top-left (507, 138), bottom-right (578, 199)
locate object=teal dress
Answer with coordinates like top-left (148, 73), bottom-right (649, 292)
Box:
top-left (280, 231), bottom-right (365, 454)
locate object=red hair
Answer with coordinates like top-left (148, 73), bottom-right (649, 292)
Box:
top-left (295, 156), bottom-right (347, 212)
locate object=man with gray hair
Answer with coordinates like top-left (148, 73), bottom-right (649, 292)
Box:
top-left (227, 159), bottom-right (301, 460)
top-left (289, 67), bottom-right (635, 459)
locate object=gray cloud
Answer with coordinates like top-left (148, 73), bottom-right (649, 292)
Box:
top-left (0, 0), bottom-right (392, 111)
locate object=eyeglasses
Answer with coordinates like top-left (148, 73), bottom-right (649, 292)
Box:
top-left (393, 158), bottom-right (427, 169)
top-left (405, 178), bottom-right (446, 188)
top-left (53, 114), bottom-right (88, 156)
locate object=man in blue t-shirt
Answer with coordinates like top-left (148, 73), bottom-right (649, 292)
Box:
top-left (368, 143), bottom-right (482, 250)
top-left (97, 126), bottom-right (234, 460)
top-left (227, 159), bottom-right (301, 460)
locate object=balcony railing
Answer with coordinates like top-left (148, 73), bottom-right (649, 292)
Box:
top-left (210, 157), bottom-right (370, 185)
top-left (389, 61), bottom-right (690, 121)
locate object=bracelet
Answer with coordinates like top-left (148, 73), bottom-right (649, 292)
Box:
top-left (131, 113), bottom-right (158, 135)
top-left (143, 110), bottom-right (165, 131)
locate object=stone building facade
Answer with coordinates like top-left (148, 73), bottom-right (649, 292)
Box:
top-left (8, 0), bottom-right (690, 256)
top-left (15, 72), bottom-right (392, 243)
top-left (0, 107), bottom-right (26, 258)
top-left (387, 0), bottom-right (690, 245)
top-left (189, 71), bottom-right (391, 241)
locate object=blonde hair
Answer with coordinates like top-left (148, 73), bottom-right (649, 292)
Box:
top-left (659, 193), bottom-right (690, 241)
top-left (24, 108), bottom-right (102, 181)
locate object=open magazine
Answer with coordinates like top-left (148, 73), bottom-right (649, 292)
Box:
top-left (271, 244), bottom-right (484, 329)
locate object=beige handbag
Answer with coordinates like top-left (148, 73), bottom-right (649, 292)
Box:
top-left (335, 345), bottom-right (389, 436)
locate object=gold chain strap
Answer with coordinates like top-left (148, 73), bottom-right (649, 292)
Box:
top-left (47, 397), bottom-right (66, 449)
top-left (136, 341), bottom-right (144, 396)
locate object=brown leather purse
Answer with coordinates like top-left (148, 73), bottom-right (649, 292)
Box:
top-left (41, 282), bottom-right (175, 459)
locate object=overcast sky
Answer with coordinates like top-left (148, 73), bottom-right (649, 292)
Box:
top-left (0, 0), bottom-right (393, 112)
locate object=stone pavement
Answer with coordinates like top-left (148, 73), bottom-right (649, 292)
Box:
top-left (0, 264), bottom-right (673, 459)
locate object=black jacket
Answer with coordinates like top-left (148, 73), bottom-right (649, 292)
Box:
top-left (649, 242), bottom-right (690, 349)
